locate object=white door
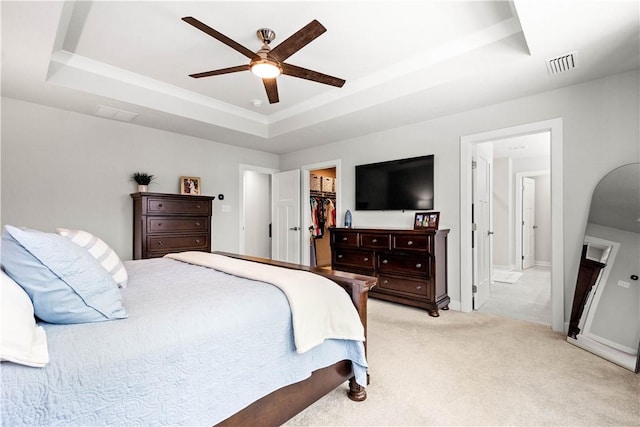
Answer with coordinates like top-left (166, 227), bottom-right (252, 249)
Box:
top-left (272, 169), bottom-right (301, 263)
top-left (522, 177), bottom-right (536, 269)
top-left (473, 148), bottom-right (492, 309)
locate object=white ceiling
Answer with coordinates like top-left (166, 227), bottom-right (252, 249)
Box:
top-left (2, 1), bottom-right (639, 155)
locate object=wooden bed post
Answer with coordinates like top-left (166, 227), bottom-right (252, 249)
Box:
top-left (214, 252), bottom-right (376, 419)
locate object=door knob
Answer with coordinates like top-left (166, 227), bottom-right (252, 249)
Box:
top-left (487, 231), bottom-right (494, 236)
top-left (289, 226), bottom-right (300, 231)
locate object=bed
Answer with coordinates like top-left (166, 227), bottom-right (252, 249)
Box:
top-left (0, 225), bottom-right (375, 426)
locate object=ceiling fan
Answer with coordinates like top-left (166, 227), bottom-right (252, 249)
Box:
top-left (182, 17), bottom-right (345, 104)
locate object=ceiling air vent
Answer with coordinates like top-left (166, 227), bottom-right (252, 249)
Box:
top-left (546, 51), bottom-right (578, 75)
top-left (94, 105), bottom-right (138, 122)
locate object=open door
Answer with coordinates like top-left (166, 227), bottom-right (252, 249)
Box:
top-left (472, 145), bottom-right (493, 310)
top-left (272, 169), bottom-right (301, 263)
top-left (522, 177), bottom-right (536, 269)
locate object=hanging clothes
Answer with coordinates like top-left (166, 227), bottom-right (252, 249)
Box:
top-left (310, 195), bottom-right (335, 238)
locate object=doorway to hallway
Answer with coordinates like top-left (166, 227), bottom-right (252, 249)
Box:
top-left (460, 118), bottom-right (564, 333)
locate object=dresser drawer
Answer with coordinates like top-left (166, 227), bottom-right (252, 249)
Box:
top-left (393, 234), bottom-right (432, 252)
top-left (359, 232), bottom-right (390, 249)
top-left (146, 198), bottom-right (211, 215)
top-left (147, 234), bottom-right (210, 253)
top-left (378, 275), bottom-right (432, 299)
top-left (333, 249), bottom-right (375, 270)
top-left (146, 217), bottom-right (209, 234)
top-left (332, 231), bottom-right (359, 248)
top-left (378, 253), bottom-right (430, 279)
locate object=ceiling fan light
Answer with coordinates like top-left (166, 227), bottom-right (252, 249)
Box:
top-left (250, 60), bottom-right (282, 78)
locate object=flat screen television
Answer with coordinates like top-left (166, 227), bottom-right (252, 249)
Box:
top-left (355, 154), bottom-right (434, 211)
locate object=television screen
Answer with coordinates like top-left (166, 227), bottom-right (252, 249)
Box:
top-left (355, 155), bottom-right (434, 210)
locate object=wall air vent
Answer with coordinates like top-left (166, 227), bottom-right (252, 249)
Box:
top-left (546, 51), bottom-right (578, 75)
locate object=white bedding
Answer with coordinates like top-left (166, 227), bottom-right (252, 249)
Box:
top-left (165, 251), bottom-right (366, 353)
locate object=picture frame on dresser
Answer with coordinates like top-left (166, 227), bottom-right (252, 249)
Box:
top-left (414, 211), bottom-right (439, 230)
top-left (180, 176), bottom-right (201, 195)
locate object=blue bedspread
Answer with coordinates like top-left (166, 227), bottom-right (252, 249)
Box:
top-left (1, 258), bottom-right (368, 426)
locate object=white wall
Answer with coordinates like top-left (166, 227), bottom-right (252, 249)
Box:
top-left (2, 70), bottom-right (638, 317)
top-left (492, 157), bottom-right (511, 268)
top-left (280, 70), bottom-right (640, 315)
top-left (243, 170), bottom-right (271, 258)
top-left (1, 98), bottom-right (279, 259)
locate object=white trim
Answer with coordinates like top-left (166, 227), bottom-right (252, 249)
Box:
top-left (568, 335), bottom-right (637, 371)
top-left (535, 261), bottom-right (552, 267)
top-left (460, 118), bottom-right (564, 333)
top-left (300, 160), bottom-right (342, 266)
top-left (238, 164), bottom-right (279, 256)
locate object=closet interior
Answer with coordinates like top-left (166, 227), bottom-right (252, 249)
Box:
top-left (309, 167), bottom-right (336, 268)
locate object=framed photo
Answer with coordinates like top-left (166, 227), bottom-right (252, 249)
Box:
top-left (414, 211), bottom-right (440, 230)
top-left (180, 176), bottom-right (201, 195)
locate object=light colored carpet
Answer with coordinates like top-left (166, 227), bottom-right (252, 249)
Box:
top-left (285, 299), bottom-right (639, 426)
top-left (492, 269), bottom-right (524, 284)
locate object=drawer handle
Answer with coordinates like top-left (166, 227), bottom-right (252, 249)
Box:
top-left (195, 222), bottom-right (201, 226)
top-left (157, 240), bottom-right (163, 246)
top-left (372, 238), bottom-right (377, 243)
top-left (196, 205), bottom-right (201, 209)
top-left (416, 263), bottom-right (422, 269)
top-left (416, 285), bottom-right (422, 290)
top-left (342, 237), bottom-right (348, 241)
top-left (158, 222), bottom-right (163, 227)
top-left (364, 257), bottom-right (369, 262)
top-left (338, 254), bottom-right (343, 259)
top-left (383, 279), bottom-right (389, 284)
top-left (408, 240), bottom-right (413, 245)
top-left (382, 259), bottom-right (388, 264)
top-left (195, 239), bottom-right (201, 244)
top-left (158, 203), bottom-right (163, 208)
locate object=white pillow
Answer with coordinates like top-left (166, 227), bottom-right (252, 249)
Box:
top-left (57, 228), bottom-right (128, 288)
top-left (0, 270), bottom-right (49, 367)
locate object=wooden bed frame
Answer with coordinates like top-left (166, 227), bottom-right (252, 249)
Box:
top-left (215, 252), bottom-right (376, 427)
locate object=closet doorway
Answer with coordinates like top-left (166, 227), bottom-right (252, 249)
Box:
top-left (309, 168), bottom-right (336, 268)
top-left (301, 160), bottom-right (341, 267)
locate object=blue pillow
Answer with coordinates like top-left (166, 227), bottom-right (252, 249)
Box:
top-left (1, 225), bottom-right (127, 324)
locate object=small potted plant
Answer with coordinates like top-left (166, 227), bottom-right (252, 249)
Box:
top-left (131, 172), bottom-right (155, 192)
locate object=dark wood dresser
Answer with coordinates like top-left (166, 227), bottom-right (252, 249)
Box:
top-left (131, 192), bottom-right (214, 259)
top-left (330, 227), bottom-right (449, 316)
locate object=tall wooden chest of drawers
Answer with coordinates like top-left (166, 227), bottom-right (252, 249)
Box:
top-left (131, 192), bottom-right (214, 259)
top-left (330, 227), bottom-right (449, 316)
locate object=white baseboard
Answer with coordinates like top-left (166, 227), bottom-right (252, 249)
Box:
top-left (448, 300), bottom-right (461, 312)
top-left (535, 260), bottom-right (551, 267)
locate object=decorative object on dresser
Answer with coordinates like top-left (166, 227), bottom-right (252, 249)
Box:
top-left (131, 192), bottom-right (214, 259)
top-left (414, 211), bottom-right (440, 230)
top-left (180, 176), bottom-right (201, 195)
top-left (130, 171), bottom-right (155, 193)
top-left (330, 227), bottom-right (449, 317)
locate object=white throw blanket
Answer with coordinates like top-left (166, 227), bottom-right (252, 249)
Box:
top-left (164, 252), bottom-right (365, 354)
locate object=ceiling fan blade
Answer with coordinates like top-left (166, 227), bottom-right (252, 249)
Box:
top-left (281, 63), bottom-right (345, 87)
top-left (182, 17), bottom-right (258, 60)
top-left (262, 78), bottom-right (279, 104)
top-left (189, 64), bottom-right (250, 78)
top-left (269, 20), bottom-right (326, 63)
